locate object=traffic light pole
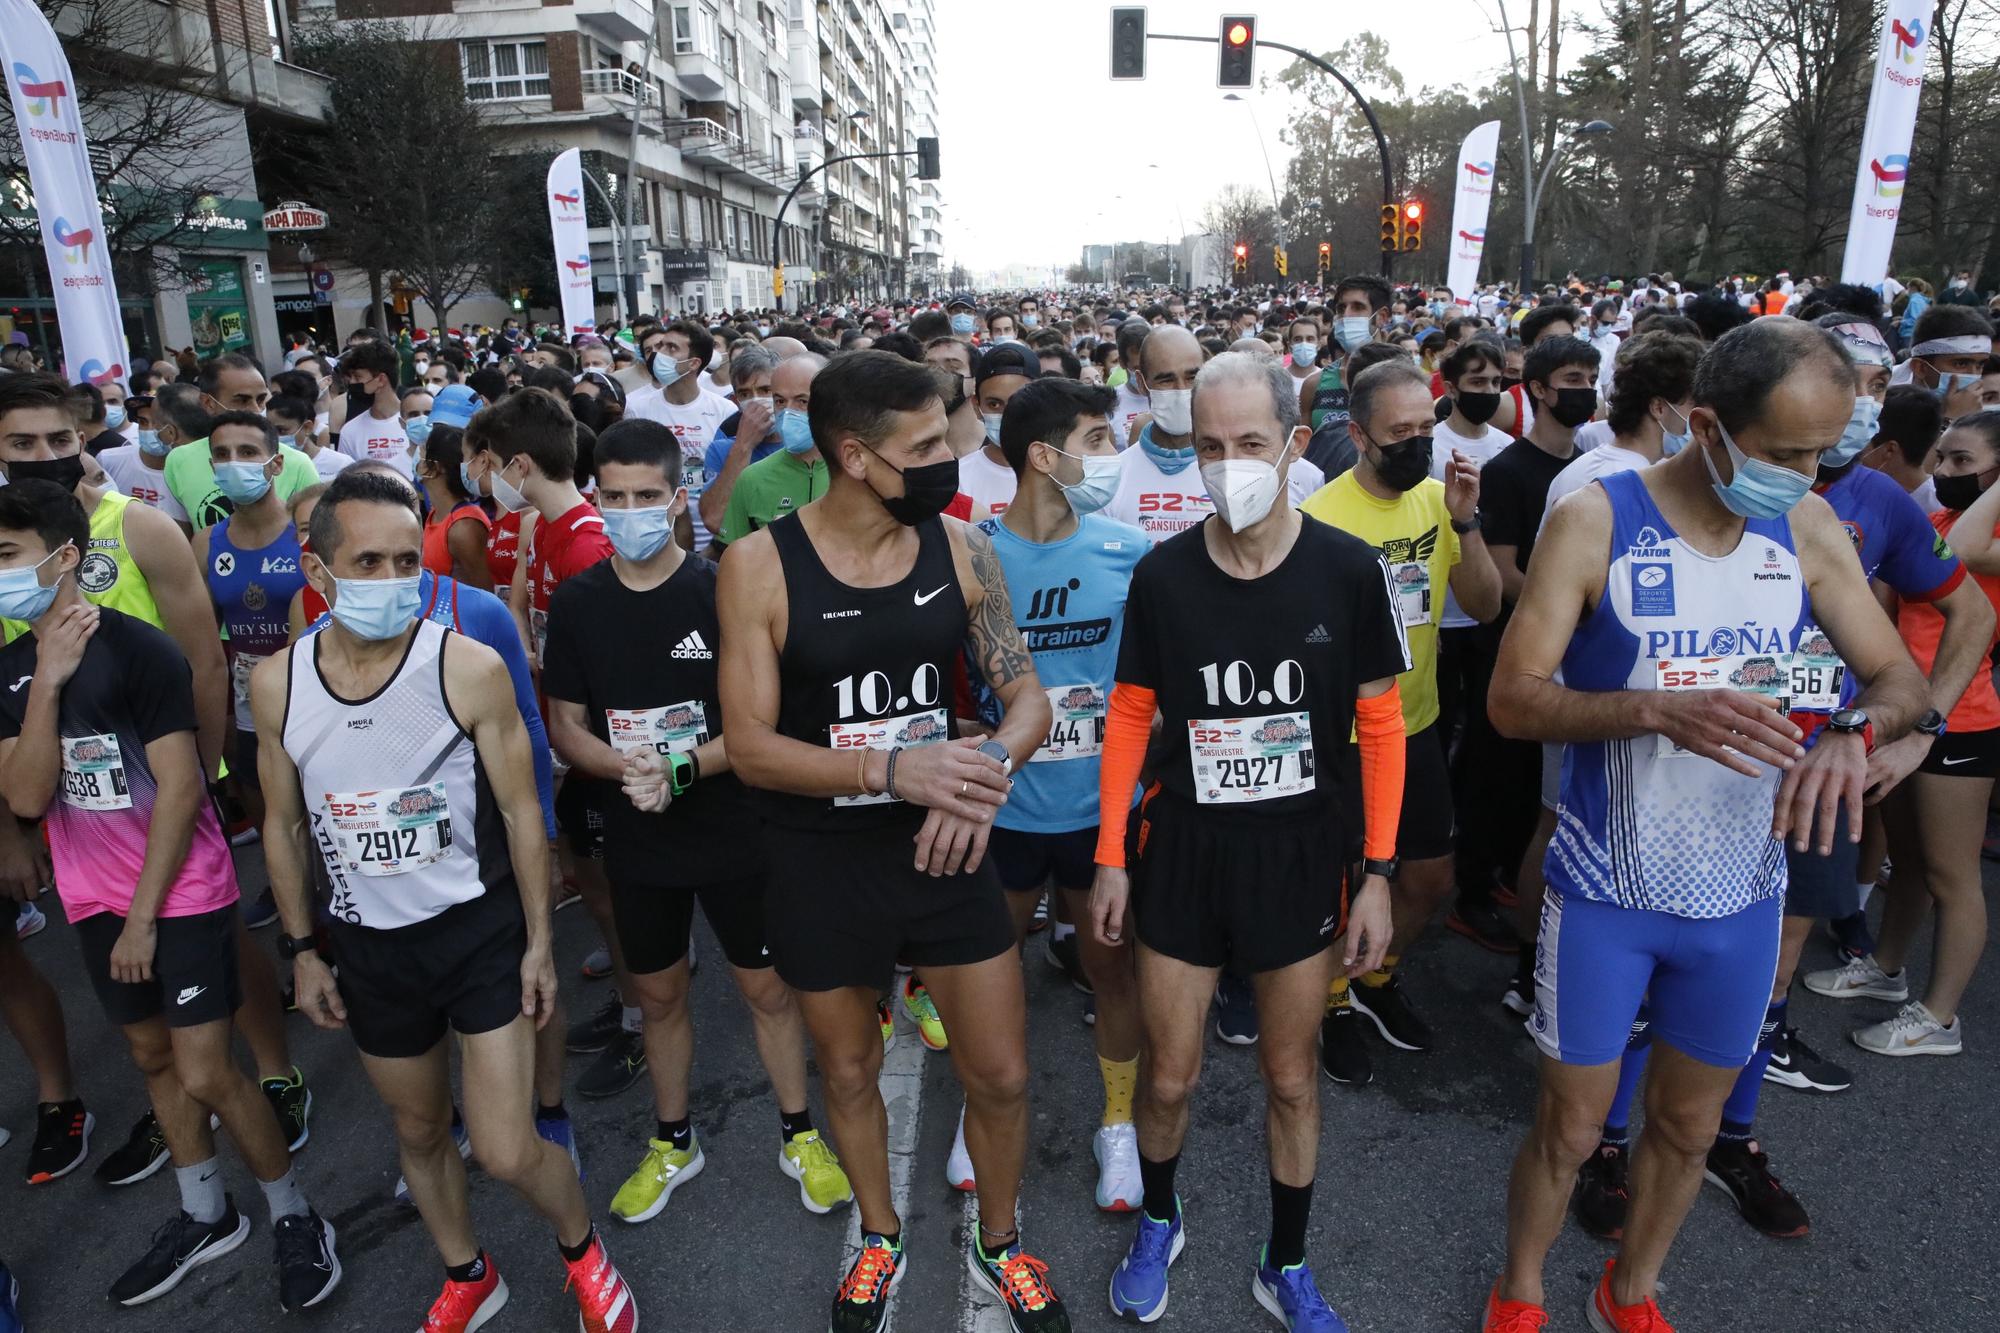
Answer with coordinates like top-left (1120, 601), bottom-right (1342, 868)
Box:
top-left (1143, 31), bottom-right (1397, 278)
top-left (769, 148), bottom-right (917, 310)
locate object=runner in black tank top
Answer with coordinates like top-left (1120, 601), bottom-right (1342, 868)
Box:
top-left (718, 352), bottom-right (1072, 1333)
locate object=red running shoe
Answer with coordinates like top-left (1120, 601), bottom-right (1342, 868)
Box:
top-left (564, 1231), bottom-right (638, 1333)
top-left (1587, 1258), bottom-right (1674, 1332)
top-left (421, 1258), bottom-right (508, 1332)
top-left (1483, 1283), bottom-right (1548, 1332)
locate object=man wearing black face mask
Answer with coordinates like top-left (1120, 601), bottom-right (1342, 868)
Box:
top-left (717, 351), bottom-right (1072, 1333)
top-left (1300, 361), bottom-right (1499, 1083)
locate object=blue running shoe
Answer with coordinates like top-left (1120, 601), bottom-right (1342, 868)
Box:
top-left (1252, 1246), bottom-right (1348, 1332)
top-left (536, 1110), bottom-right (584, 1182)
top-left (394, 1111), bottom-right (471, 1206)
top-left (1108, 1200), bottom-right (1184, 1323)
top-left (0, 1260), bottom-right (20, 1333)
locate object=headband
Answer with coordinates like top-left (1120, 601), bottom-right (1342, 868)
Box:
top-left (1911, 335), bottom-right (1993, 357)
top-left (1828, 321), bottom-right (1894, 368)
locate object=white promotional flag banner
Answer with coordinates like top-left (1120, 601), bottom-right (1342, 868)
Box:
top-left (0, 0), bottom-right (126, 386)
top-left (546, 148), bottom-right (596, 336)
top-left (1447, 120), bottom-right (1501, 301)
top-left (1839, 0), bottom-right (1929, 285)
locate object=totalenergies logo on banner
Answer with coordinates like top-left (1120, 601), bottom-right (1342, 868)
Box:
top-left (51, 216), bottom-right (93, 264)
top-left (1891, 16), bottom-right (1925, 63)
top-left (77, 359), bottom-right (124, 385)
top-left (11, 62), bottom-right (66, 118)
top-left (1456, 227), bottom-right (1486, 253)
top-left (1871, 153), bottom-right (1909, 198)
top-left (1461, 159), bottom-right (1493, 196)
top-left (563, 253), bottom-right (590, 278)
top-left (551, 188), bottom-right (580, 213)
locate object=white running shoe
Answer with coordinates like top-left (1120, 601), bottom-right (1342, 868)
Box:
top-left (1802, 953), bottom-right (1908, 1002)
top-left (1852, 1001), bottom-right (1962, 1057)
top-left (14, 900), bottom-right (44, 940)
top-left (946, 1105), bottom-right (975, 1193)
top-left (1093, 1122), bottom-right (1143, 1212)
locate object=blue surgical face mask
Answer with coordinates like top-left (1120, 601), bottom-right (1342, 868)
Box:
top-left (404, 414), bottom-right (432, 447)
top-left (1702, 418), bottom-right (1814, 519)
top-left (460, 458), bottom-right (482, 498)
top-left (601, 504), bottom-right (674, 562)
top-left (1291, 343), bottom-right (1318, 368)
top-left (1335, 315), bottom-right (1372, 351)
top-left (214, 459), bottom-right (274, 505)
top-left (328, 574), bottom-right (421, 641)
top-left (1658, 405), bottom-right (1692, 457)
top-left (777, 408), bottom-right (816, 454)
top-left (652, 351), bottom-right (687, 387)
top-left (1928, 366), bottom-right (1982, 400)
top-left (982, 413), bottom-right (1004, 446)
top-left (1045, 445), bottom-right (1121, 516)
top-left (1138, 424), bottom-right (1197, 475)
top-left (137, 428), bottom-right (169, 458)
top-left (0, 542), bottom-right (69, 622)
top-left (950, 313), bottom-right (976, 336)
top-left (277, 434), bottom-right (298, 451)
top-left (1824, 394), bottom-right (1882, 469)
top-left (104, 404), bottom-right (126, 431)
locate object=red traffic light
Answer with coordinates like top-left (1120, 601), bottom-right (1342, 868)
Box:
top-left (1234, 243), bottom-right (1248, 258)
top-left (1403, 201), bottom-right (1423, 221)
top-left (1226, 21), bottom-right (1251, 45)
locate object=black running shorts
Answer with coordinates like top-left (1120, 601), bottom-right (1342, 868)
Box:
top-left (988, 825), bottom-right (1099, 895)
top-left (75, 904), bottom-right (242, 1029)
top-left (328, 888), bottom-right (526, 1059)
top-left (612, 874), bottom-right (771, 975)
top-left (555, 776), bottom-right (607, 861)
top-left (1128, 789), bottom-right (1347, 974)
top-left (763, 823), bottom-right (1014, 993)
top-left (1919, 725), bottom-right (2000, 778)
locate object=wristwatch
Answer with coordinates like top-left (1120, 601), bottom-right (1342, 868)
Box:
top-left (1361, 856), bottom-right (1399, 882)
top-left (975, 738), bottom-right (1014, 776)
top-left (1826, 707), bottom-right (1875, 753)
top-left (277, 933), bottom-right (317, 961)
top-left (667, 749), bottom-right (698, 796)
top-left (1914, 708), bottom-right (1949, 737)
top-left (1450, 510), bottom-right (1481, 535)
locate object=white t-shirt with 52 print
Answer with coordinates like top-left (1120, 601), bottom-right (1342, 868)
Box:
top-left (337, 411), bottom-right (412, 478)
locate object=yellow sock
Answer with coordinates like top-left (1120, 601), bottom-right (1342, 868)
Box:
top-left (1099, 1055), bottom-right (1138, 1127)
top-left (1327, 974), bottom-right (1351, 1010)
top-left (1360, 953), bottom-right (1400, 990)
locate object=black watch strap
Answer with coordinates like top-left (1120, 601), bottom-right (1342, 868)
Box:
top-left (278, 933), bottom-right (317, 960)
top-left (1362, 856), bottom-right (1399, 880)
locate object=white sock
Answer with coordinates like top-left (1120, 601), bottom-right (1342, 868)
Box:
top-left (621, 1005), bottom-right (644, 1035)
top-left (259, 1165), bottom-right (309, 1222)
top-left (175, 1158), bottom-right (226, 1225)
top-left (1051, 921), bottom-right (1077, 942)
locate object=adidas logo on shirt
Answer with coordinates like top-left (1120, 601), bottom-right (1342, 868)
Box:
top-left (1305, 624), bottom-right (1331, 644)
top-left (670, 631), bottom-right (713, 660)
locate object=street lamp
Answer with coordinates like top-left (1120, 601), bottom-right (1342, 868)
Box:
top-left (1146, 163), bottom-right (1189, 288)
top-left (1222, 93), bottom-right (1286, 269)
top-left (1497, 0), bottom-right (1612, 290)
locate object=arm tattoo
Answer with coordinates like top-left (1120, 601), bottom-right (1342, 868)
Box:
top-left (965, 524), bottom-right (1035, 687)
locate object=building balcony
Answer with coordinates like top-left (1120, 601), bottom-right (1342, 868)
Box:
top-left (578, 69), bottom-right (660, 126)
top-left (664, 118), bottom-right (791, 192)
top-left (574, 0), bottom-right (652, 43)
top-left (675, 49), bottom-right (728, 97)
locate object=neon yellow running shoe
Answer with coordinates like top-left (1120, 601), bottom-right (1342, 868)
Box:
top-left (903, 974), bottom-right (948, 1051)
top-left (609, 1136), bottom-right (704, 1224)
top-left (780, 1129), bottom-right (854, 1215)
top-left (876, 997), bottom-right (896, 1051)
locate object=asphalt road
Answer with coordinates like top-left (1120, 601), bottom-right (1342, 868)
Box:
top-left (2, 840), bottom-right (1992, 1333)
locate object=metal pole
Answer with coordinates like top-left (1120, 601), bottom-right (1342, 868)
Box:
top-left (1496, 0), bottom-right (1539, 291)
top-left (620, 16), bottom-right (657, 321)
top-left (580, 171), bottom-right (626, 325)
top-left (770, 148), bottom-right (917, 313)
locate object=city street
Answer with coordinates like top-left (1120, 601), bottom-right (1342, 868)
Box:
top-left (2, 839), bottom-right (1992, 1332)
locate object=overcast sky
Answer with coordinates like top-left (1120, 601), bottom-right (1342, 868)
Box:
top-left (932, 0), bottom-right (1609, 278)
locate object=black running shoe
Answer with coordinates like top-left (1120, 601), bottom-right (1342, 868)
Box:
top-left (1044, 932), bottom-right (1092, 995)
top-left (261, 1067), bottom-right (313, 1152)
top-left (830, 1233), bottom-right (904, 1333)
top-left (1573, 1142), bottom-right (1629, 1240)
top-left (1213, 973), bottom-right (1258, 1046)
top-left (1349, 975), bottom-right (1433, 1052)
top-left (966, 1235), bottom-right (1071, 1332)
top-left (1446, 898), bottom-right (1520, 955)
top-left (24, 1099), bottom-right (92, 1185)
top-left (1826, 909), bottom-right (1875, 959)
top-left (110, 1201), bottom-right (251, 1305)
top-left (95, 1110), bottom-right (169, 1187)
top-left (1761, 1026), bottom-right (1852, 1093)
top-left (274, 1210), bottom-right (341, 1311)
top-left (1319, 1003), bottom-right (1373, 1086)
top-left (1705, 1139), bottom-right (1809, 1238)
top-left (565, 995), bottom-right (623, 1054)
top-left (577, 1027), bottom-right (648, 1099)
top-left (1502, 950), bottom-right (1537, 1019)
top-left (242, 888), bottom-right (279, 929)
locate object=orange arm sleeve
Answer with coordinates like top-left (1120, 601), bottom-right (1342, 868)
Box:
top-left (1094, 682), bottom-right (1157, 869)
top-left (1355, 684), bottom-right (1406, 862)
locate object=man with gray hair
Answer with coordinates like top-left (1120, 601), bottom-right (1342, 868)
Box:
top-left (696, 344), bottom-right (782, 537)
top-left (1093, 349), bottom-right (1411, 1329)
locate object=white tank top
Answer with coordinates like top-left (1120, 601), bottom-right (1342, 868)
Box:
top-left (283, 619), bottom-right (508, 928)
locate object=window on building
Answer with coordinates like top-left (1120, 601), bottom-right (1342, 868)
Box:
top-left (460, 39), bottom-right (550, 100)
top-left (663, 188), bottom-right (683, 241)
top-left (672, 3), bottom-right (720, 60)
top-left (719, 31), bottom-right (738, 78)
top-left (765, 69), bottom-right (781, 108)
top-left (759, 3), bottom-right (780, 43)
top-left (724, 207), bottom-right (738, 251)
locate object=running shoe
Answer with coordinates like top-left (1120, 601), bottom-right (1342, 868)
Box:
top-left (566, 996), bottom-right (624, 1053)
top-left (902, 975), bottom-right (948, 1051)
top-left (580, 945), bottom-right (613, 980)
top-left (780, 1129), bottom-right (852, 1214)
top-left (1491, 880), bottom-right (1520, 910)
top-left (578, 1028), bottom-right (648, 1098)
top-left (1761, 1026), bottom-right (1851, 1092)
top-left (1029, 892), bottom-right (1050, 933)
top-left (1215, 974), bottom-right (1258, 1046)
top-left (13, 900), bottom-right (43, 940)
top-left (946, 1107), bottom-right (975, 1192)
top-left (1093, 1122), bottom-right (1142, 1212)
top-left (1082, 994), bottom-right (1096, 1028)
top-left (877, 997), bottom-right (896, 1051)
top-left (262, 1066), bottom-right (313, 1152)
top-left (1704, 1139), bottom-right (1808, 1238)
top-left (1573, 1141), bottom-right (1629, 1240)
top-left (536, 1111), bottom-right (585, 1181)
top-left (609, 1136), bottom-right (703, 1223)
top-left (1446, 899), bottom-right (1520, 955)
top-left (24, 1099), bottom-right (91, 1184)
top-left (1483, 1284), bottom-right (1549, 1332)
top-left (229, 823), bottom-right (263, 849)
top-left (1825, 909), bottom-right (1874, 960)
top-left (1802, 954), bottom-right (1908, 1002)
top-left (831, 1233), bottom-right (904, 1333)
top-left (0, 1260), bottom-right (18, 1333)
top-left (96, 1109), bottom-right (170, 1186)
top-left (561, 1230), bottom-right (637, 1333)
top-left (1349, 975), bottom-right (1432, 1052)
top-left (1251, 1244), bottom-right (1348, 1331)
top-left (1109, 1201), bottom-right (1183, 1322)
top-left (242, 888), bottom-right (279, 929)
top-left (1502, 952), bottom-right (1537, 1019)
top-left (109, 1201), bottom-right (251, 1305)
top-left (1586, 1258), bottom-right (1673, 1333)
top-left (966, 1233), bottom-right (1069, 1332)
top-left (1045, 931), bottom-right (1092, 995)
top-left (396, 1112), bottom-right (471, 1206)
top-left (1852, 1000), bottom-right (1962, 1056)
top-left (421, 1260), bottom-right (507, 1333)
top-left (274, 1209), bottom-right (342, 1311)
top-left (1319, 1004), bottom-right (1371, 1086)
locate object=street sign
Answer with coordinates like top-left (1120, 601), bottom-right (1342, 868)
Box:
top-left (310, 267), bottom-right (335, 292)
top-left (262, 201), bottom-right (328, 232)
